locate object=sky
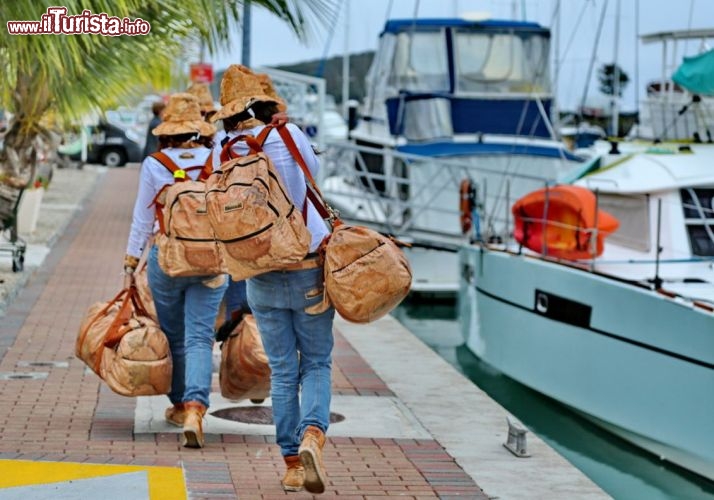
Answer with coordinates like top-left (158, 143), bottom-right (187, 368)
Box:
top-left (209, 0), bottom-right (714, 112)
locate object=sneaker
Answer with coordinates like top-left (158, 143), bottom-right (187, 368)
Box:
top-left (298, 426), bottom-right (327, 494)
top-left (281, 455), bottom-right (304, 492)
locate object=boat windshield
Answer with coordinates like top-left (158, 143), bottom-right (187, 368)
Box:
top-left (453, 30), bottom-right (551, 94)
top-left (383, 28), bottom-right (551, 95)
top-left (389, 30), bottom-right (450, 91)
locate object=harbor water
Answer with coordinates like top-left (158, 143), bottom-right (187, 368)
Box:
top-left (392, 296), bottom-right (714, 500)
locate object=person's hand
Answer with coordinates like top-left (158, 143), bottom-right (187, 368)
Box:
top-left (270, 112), bottom-right (289, 127)
top-left (123, 254), bottom-right (139, 289)
top-left (123, 269), bottom-right (135, 290)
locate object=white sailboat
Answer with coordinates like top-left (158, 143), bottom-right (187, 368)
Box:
top-left (318, 15), bottom-right (585, 292)
top-left (458, 28), bottom-right (714, 482)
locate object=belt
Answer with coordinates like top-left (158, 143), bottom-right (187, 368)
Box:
top-left (282, 254), bottom-right (321, 271)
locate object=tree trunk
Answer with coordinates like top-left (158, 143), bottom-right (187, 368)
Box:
top-left (0, 70), bottom-right (51, 188)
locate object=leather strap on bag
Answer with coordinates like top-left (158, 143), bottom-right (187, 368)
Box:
top-left (275, 124), bottom-right (338, 227)
top-left (219, 126), bottom-right (274, 162)
top-left (150, 151), bottom-right (214, 181)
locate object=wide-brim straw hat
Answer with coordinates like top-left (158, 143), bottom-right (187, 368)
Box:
top-left (186, 82), bottom-right (217, 114)
top-left (152, 92), bottom-right (216, 137)
top-left (256, 73), bottom-right (288, 112)
top-left (210, 64), bottom-right (282, 122)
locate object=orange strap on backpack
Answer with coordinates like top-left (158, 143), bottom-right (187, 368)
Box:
top-left (219, 126), bottom-right (273, 163)
top-left (150, 151), bottom-right (214, 181)
top-left (148, 151), bottom-right (214, 234)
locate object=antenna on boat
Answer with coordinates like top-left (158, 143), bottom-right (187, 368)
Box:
top-left (611, 0), bottom-right (622, 137)
top-left (577, 0), bottom-right (609, 126)
top-left (653, 198), bottom-right (663, 290)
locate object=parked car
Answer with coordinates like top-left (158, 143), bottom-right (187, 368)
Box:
top-left (58, 121), bottom-right (142, 167)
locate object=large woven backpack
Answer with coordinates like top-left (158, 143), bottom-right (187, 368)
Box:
top-left (151, 151), bottom-right (227, 277)
top-left (205, 126), bottom-right (310, 281)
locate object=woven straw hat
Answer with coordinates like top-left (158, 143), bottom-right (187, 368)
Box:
top-left (186, 83), bottom-right (217, 114)
top-left (256, 73), bottom-right (287, 112)
top-left (152, 93), bottom-right (216, 137)
top-left (211, 64), bottom-right (281, 122)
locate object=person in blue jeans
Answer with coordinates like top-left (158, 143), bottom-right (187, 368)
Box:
top-left (211, 64), bottom-right (334, 494)
top-left (123, 93), bottom-right (227, 449)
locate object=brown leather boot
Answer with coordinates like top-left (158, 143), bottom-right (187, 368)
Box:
top-left (298, 425), bottom-right (327, 494)
top-left (281, 455), bottom-right (304, 492)
top-left (182, 401), bottom-right (207, 448)
top-left (164, 403), bottom-right (186, 427)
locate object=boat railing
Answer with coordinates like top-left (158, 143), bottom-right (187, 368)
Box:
top-left (319, 140), bottom-right (557, 245)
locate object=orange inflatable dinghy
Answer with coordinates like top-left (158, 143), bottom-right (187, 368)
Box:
top-left (512, 185), bottom-right (619, 260)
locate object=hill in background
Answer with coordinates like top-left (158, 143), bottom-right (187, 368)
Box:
top-left (210, 51), bottom-right (375, 106)
top-left (210, 52), bottom-right (636, 136)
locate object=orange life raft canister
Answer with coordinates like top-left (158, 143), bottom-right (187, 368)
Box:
top-left (512, 185), bottom-right (619, 260)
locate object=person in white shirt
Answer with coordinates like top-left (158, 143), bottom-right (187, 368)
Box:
top-left (123, 92), bottom-right (227, 449)
top-left (211, 64), bottom-right (334, 495)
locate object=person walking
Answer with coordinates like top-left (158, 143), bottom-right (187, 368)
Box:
top-left (186, 81), bottom-right (250, 333)
top-left (142, 100), bottom-right (165, 158)
top-left (211, 64), bottom-right (335, 494)
top-left (123, 92), bottom-right (227, 449)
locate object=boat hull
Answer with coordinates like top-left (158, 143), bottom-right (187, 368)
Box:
top-left (459, 245), bottom-right (714, 482)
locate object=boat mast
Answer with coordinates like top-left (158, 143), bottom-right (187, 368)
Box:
top-left (552, 0), bottom-right (561, 135)
top-left (342, 0), bottom-right (350, 119)
top-left (578, 0), bottom-right (609, 125)
top-left (634, 0), bottom-right (640, 126)
top-left (611, 0), bottom-right (621, 136)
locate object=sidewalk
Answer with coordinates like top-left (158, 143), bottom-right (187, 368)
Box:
top-left (0, 165), bottom-right (607, 499)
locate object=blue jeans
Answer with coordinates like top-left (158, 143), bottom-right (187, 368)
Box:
top-left (223, 277), bottom-right (249, 321)
top-left (247, 267), bottom-right (335, 457)
top-left (147, 245), bottom-right (228, 408)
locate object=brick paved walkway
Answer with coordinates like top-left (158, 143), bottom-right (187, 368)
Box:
top-left (0, 167), bottom-right (486, 499)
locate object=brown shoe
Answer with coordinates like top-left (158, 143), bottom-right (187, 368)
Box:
top-left (281, 455), bottom-right (304, 492)
top-left (182, 401), bottom-right (207, 448)
top-left (165, 403), bottom-right (186, 427)
top-left (298, 426), bottom-right (327, 494)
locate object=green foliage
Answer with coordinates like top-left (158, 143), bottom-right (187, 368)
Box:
top-left (597, 63), bottom-right (630, 97)
top-left (0, 0), bottom-right (338, 183)
top-left (1, 1), bottom-right (338, 126)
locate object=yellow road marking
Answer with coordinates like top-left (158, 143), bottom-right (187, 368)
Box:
top-left (0, 460), bottom-right (186, 500)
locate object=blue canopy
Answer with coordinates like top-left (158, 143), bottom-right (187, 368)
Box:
top-left (381, 18), bottom-right (549, 36)
top-left (672, 48), bottom-right (714, 96)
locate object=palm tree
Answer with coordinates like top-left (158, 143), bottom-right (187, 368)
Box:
top-left (0, 0), bottom-right (338, 187)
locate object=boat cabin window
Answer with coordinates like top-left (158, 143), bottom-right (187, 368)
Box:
top-left (680, 188), bottom-right (714, 256)
top-left (390, 31), bottom-right (450, 91)
top-left (596, 193), bottom-right (650, 252)
top-left (453, 31), bottom-right (551, 94)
